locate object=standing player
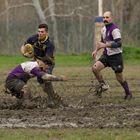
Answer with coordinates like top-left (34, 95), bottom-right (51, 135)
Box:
top-left (92, 11), bottom-right (132, 99)
top-left (21, 23), bottom-right (63, 107)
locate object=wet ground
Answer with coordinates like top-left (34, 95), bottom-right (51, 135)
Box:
top-left (0, 67), bottom-right (140, 129)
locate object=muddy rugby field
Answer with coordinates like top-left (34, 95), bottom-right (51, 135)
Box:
top-left (0, 66), bottom-right (139, 129)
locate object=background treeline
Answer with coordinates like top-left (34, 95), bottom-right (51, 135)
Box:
top-left (0, 0), bottom-right (139, 55)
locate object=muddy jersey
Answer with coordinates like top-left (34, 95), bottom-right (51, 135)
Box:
top-left (25, 34), bottom-right (55, 62)
top-left (101, 23), bottom-right (122, 56)
top-left (7, 61), bottom-right (44, 82)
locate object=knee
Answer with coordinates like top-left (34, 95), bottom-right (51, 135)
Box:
top-left (21, 85), bottom-right (30, 93)
top-left (92, 65), bottom-right (98, 74)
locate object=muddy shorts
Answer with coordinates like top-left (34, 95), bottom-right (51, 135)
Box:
top-left (5, 76), bottom-right (25, 99)
top-left (98, 53), bottom-right (124, 73)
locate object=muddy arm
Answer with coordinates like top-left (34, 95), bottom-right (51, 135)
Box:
top-left (41, 74), bottom-right (66, 81)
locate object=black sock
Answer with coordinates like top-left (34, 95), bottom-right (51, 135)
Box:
top-left (120, 81), bottom-right (131, 95)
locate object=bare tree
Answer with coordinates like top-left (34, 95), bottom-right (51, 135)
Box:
top-left (32, 0), bottom-right (47, 24)
top-left (48, 0), bottom-right (59, 49)
top-left (5, 0), bottom-right (10, 52)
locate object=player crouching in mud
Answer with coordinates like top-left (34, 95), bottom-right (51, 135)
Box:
top-left (5, 56), bottom-right (67, 108)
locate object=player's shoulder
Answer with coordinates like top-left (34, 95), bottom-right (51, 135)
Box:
top-left (111, 23), bottom-right (120, 31)
top-left (48, 36), bottom-right (55, 46)
top-left (21, 61), bottom-right (38, 70)
top-left (26, 34), bottom-right (38, 44)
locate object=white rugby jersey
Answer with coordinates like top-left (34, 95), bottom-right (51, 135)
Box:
top-left (21, 61), bottom-right (39, 76)
top-left (101, 24), bottom-right (122, 56)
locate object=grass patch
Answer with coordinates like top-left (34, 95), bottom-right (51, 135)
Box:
top-left (0, 55), bottom-right (28, 69)
top-left (0, 128), bottom-right (139, 140)
top-left (55, 46), bottom-right (140, 66)
top-left (0, 46), bottom-right (140, 68)
top-left (0, 54), bottom-right (93, 68)
top-left (55, 53), bottom-right (92, 66)
top-left (123, 45), bottom-right (140, 60)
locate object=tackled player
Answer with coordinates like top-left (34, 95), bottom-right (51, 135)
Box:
top-left (5, 57), bottom-right (66, 108)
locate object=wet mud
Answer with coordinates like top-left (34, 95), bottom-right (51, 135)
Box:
top-left (0, 67), bottom-right (140, 129)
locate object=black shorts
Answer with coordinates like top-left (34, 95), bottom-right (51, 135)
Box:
top-left (98, 53), bottom-right (124, 73)
top-left (5, 76), bottom-right (25, 98)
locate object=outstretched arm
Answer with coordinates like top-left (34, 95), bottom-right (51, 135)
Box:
top-left (41, 73), bottom-right (67, 81)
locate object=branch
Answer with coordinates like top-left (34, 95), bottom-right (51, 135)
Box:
top-left (0, 3), bottom-right (33, 17)
top-left (45, 5), bottom-right (93, 18)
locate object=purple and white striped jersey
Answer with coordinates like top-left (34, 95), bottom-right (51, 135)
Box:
top-left (101, 23), bottom-right (122, 56)
top-left (7, 61), bottom-right (44, 82)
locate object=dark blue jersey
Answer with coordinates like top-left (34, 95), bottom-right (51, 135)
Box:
top-left (25, 34), bottom-right (55, 62)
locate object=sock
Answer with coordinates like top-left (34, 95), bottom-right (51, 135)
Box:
top-left (120, 81), bottom-right (131, 95)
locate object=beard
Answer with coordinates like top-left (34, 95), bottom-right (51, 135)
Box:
top-left (39, 36), bottom-right (46, 41)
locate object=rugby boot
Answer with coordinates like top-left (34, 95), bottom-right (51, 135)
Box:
top-left (47, 97), bottom-right (56, 108)
top-left (101, 82), bottom-right (109, 92)
top-left (95, 84), bottom-right (102, 97)
top-left (95, 82), bottom-right (109, 97)
top-left (53, 91), bottom-right (68, 107)
top-left (124, 94), bottom-right (132, 100)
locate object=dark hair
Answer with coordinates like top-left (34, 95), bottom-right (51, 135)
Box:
top-left (38, 23), bottom-right (48, 31)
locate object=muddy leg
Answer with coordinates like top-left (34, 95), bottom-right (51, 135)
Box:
top-left (41, 82), bottom-right (66, 108)
top-left (17, 85), bottom-right (32, 108)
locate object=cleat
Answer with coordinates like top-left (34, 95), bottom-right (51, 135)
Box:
top-left (101, 82), bottom-right (109, 91)
top-left (94, 84), bottom-right (103, 97)
top-left (47, 92), bottom-right (67, 108)
top-left (94, 82), bottom-right (109, 97)
top-left (124, 94), bottom-right (132, 100)
top-left (53, 94), bottom-right (68, 107)
top-left (47, 101), bottom-right (56, 108)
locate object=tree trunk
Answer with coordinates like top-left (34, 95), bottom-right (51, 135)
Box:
top-left (5, 0), bottom-right (10, 53)
top-left (48, 0), bottom-right (59, 49)
top-left (32, 0), bottom-right (47, 24)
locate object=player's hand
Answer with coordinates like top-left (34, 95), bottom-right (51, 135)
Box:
top-left (92, 50), bottom-right (97, 59)
top-left (23, 52), bottom-right (33, 58)
top-left (60, 75), bottom-right (67, 81)
top-left (97, 42), bottom-right (111, 49)
top-left (97, 42), bottom-right (106, 49)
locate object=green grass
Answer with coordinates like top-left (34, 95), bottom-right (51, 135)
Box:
top-left (0, 46), bottom-right (140, 68)
top-left (0, 55), bottom-right (29, 69)
top-left (0, 54), bottom-right (92, 68)
top-left (123, 45), bottom-right (140, 60)
top-left (55, 53), bottom-right (92, 66)
top-left (0, 128), bottom-right (139, 140)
